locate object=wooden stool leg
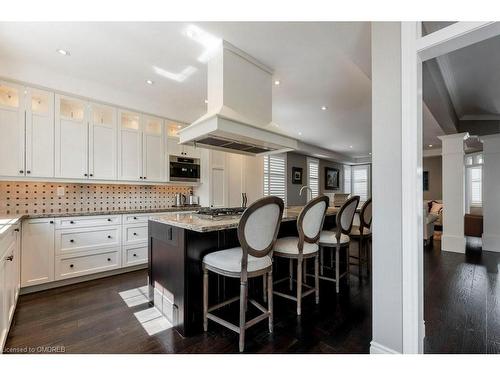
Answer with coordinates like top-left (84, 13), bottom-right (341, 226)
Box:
top-left (303, 258), bottom-right (307, 284)
top-left (314, 254), bottom-right (320, 304)
top-left (358, 238), bottom-right (362, 281)
top-left (297, 257), bottom-right (303, 315)
top-left (335, 244), bottom-right (340, 294)
top-left (203, 267), bottom-right (208, 332)
top-left (239, 281), bottom-right (248, 352)
top-left (320, 246), bottom-right (324, 275)
top-left (289, 258), bottom-right (293, 291)
top-left (263, 274), bottom-right (267, 303)
top-left (268, 271), bottom-right (273, 333)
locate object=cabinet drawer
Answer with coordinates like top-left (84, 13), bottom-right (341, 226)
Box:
top-left (123, 214), bottom-right (149, 224)
top-left (55, 215), bottom-right (121, 229)
top-left (123, 245), bottom-right (148, 266)
top-left (55, 249), bottom-right (120, 280)
top-left (123, 225), bottom-right (148, 245)
top-left (55, 226), bottom-right (121, 255)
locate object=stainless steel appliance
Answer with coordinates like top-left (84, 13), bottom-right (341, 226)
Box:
top-left (169, 156), bottom-right (200, 182)
top-left (188, 195), bottom-right (199, 206)
top-left (175, 193), bottom-right (186, 207)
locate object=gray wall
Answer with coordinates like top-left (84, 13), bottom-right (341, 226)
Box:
top-left (286, 152), bottom-right (344, 206)
top-left (423, 156), bottom-right (442, 201)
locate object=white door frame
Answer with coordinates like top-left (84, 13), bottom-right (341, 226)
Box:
top-left (399, 21), bottom-right (500, 353)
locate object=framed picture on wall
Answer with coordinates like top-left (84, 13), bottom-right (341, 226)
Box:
top-left (292, 167), bottom-right (303, 184)
top-left (324, 167), bottom-right (340, 189)
top-left (423, 171), bottom-right (429, 191)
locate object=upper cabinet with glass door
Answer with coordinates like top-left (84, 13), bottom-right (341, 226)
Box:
top-left (142, 116), bottom-right (165, 182)
top-left (0, 81), bottom-right (26, 177)
top-left (25, 88), bottom-right (55, 177)
top-left (88, 103), bottom-right (117, 180)
top-left (55, 95), bottom-right (89, 179)
top-left (118, 110), bottom-right (143, 181)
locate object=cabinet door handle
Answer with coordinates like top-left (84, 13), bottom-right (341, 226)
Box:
top-left (5, 255), bottom-right (13, 262)
top-left (70, 239), bottom-right (74, 243)
top-left (139, 176), bottom-right (143, 179)
top-left (107, 235), bottom-right (112, 239)
top-left (84, 173), bottom-right (88, 177)
top-left (19, 170), bottom-right (24, 174)
top-left (107, 258), bottom-right (111, 262)
top-left (14, 228), bottom-right (19, 232)
top-left (143, 176), bottom-right (147, 179)
top-left (133, 232), bottom-right (137, 236)
top-left (133, 253), bottom-right (137, 257)
top-left (70, 264), bottom-right (74, 268)
top-left (50, 220), bottom-right (54, 224)
top-left (89, 173), bottom-right (93, 177)
top-left (107, 218), bottom-right (112, 222)
top-left (26, 170), bottom-right (31, 174)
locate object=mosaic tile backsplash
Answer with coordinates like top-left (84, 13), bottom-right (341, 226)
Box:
top-left (0, 182), bottom-right (192, 215)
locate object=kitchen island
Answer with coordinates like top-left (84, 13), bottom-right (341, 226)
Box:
top-left (148, 206), bottom-right (341, 336)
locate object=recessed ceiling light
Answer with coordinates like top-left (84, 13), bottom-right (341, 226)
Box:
top-left (57, 49), bottom-right (70, 56)
top-left (146, 79), bottom-right (154, 85)
top-left (428, 144), bottom-right (433, 148)
top-left (274, 80), bottom-right (280, 86)
top-left (177, 125), bottom-right (182, 129)
top-left (298, 132), bottom-right (302, 136)
top-left (349, 145), bottom-right (353, 149)
top-left (321, 106), bottom-right (327, 111)
top-left (204, 99), bottom-right (208, 104)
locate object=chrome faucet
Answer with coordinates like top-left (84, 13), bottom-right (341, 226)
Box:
top-left (299, 185), bottom-right (312, 202)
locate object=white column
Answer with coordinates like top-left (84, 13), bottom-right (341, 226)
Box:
top-left (438, 133), bottom-right (469, 253)
top-left (371, 22), bottom-right (423, 354)
top-left (482, 134), bottom-right (500, 252)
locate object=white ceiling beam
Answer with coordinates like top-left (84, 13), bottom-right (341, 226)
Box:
top-left (417, 22), bottom-right (500, 62)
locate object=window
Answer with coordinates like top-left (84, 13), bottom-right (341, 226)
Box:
top-left (469, 167), bottom-right (482, 206)
top-left (307, 158), bottom-right (319, 199)
top-left (465, 152), bottom-right (483, 207)
top-left (263, 154), bottom-right (286, 203)
top-left (343, 165), bottom-right (352, 194)
top-left (351, 164), bottom-right (370, 201)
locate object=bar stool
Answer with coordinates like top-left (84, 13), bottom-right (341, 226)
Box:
top-left (349, 198), bottom-right (372, 280)
top-left (273, 196), bottom-right (329, 316)
top-left (318, 196), bottom-right (360, 293)
top-left (202, 196), bottom-right (284, 352)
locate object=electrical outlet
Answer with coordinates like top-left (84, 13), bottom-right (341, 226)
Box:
top-left (56, 186), bottom-right (65, 196)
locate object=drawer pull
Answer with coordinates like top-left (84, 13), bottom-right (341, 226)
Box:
top-left (133, 232), bottom-right (137, 236)
top-left (70, 221), bottom-right (75, 224)
top-left (107, 235), bottom-right (112, 239)
top-left (133, 253), bottom-right (137, 257)
top-left (50, 220), bottom-right (54, 224)
top-left (107, 218), bottom-right (112, 222)
top-left (14, 228), bottom-right (19, 232)
top-left (70, 239), bottom-right (75, 243)
top-left (107, 258), bottom-right (111, 262)
top-left (133, 217), bottom-right (138, 220)
top-left (70, 264), bottom-right (74, 268)
top-left (5, 255), bottom-right (14, 262)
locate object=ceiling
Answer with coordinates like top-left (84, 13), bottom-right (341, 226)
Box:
top-left (0, 22), bottom-right (372, 158)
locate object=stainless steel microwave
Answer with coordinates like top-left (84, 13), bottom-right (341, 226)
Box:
top-left (169, 156), bottom-right (201, 182)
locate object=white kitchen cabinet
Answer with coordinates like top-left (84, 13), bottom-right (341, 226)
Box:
top-left (0, 82), bottom-right (32, 178)
top-left (210, 150), bottom-right (227, 208)
top-left (119, 111), bottom-right (164, 182)
top-left (55, 95), bottom-right (89, 179)
top-left (21, 218), bottom-right (55, 287)
top-left (0, 224), bottom-right (21, 351)
top-left (25, 88), bottom-right (55, 177)
top-left (142, 116), bottom-right (164, 181)
top-left (89, 103), bottom-right (117, 180)
top-left (167, 136), bottom-right (200, 158)
top-left (242, 154), bottom-right (264, 205)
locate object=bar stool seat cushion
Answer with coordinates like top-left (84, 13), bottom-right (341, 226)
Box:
top-left (319, 231), bottom-right (350, 245)
top-left (274, 236), bottom-right (319, 255)
top-left (203, 247), bottom-right (272, 273)
top-left (349, 225), bottom-right (372, 236)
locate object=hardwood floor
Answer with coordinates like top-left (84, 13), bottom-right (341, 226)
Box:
top-left (424, 236), bottom-right (500, 354)
top-left (4, 262), bottom-right (372, 354)
top-left (5, 238), bottom-right (499, 354)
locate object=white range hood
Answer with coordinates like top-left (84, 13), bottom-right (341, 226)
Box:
top-left (179, 41), bottom-right (297, 155)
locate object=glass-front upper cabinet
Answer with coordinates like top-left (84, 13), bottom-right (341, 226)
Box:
top-left (0, 81), bottom-right (25, 176)
top-left (25, 88), bottom-right (55, 177)
top-left (142, 116), bottom-right (164, 181)
top-left (89, 103), bottom-right (117, 180)
top-left (118, 110), bottom-right (143, 181)
top-left (55, 94), bottom-right (89, 178)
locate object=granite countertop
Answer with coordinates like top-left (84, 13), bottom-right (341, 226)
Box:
top-left (0, 206), bottom-right (200, 221)
top-left (150, 206), bottom-right (341, 233)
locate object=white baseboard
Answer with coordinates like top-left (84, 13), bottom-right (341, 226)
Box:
top-left (441, 234), bottom-right (466, 253)
top-left (482, 233), bottom-right (500, 252)
top-left (370, 341), bottom-right (401, 354)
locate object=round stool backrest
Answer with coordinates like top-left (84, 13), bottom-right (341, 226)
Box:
top-left (337, 196), bottom-right (360, 235)
top-left (298, 196), bottom-right (329, 249)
